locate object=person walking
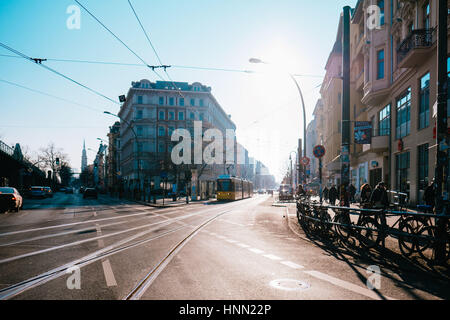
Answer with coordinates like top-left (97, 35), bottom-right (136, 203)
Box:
top-left (323, 186), bottom-right (329, 202)
top-left (328, 185), bottom-right (338, 206)
top-left (360, 183), bottom-right (372, 206)
top-left (370, 182), bottom-right (389, 209)
top-left (348, 184), bottom-right (356, 203)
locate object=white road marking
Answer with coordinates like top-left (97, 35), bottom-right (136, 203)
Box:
top-left (263, 254), bottom-right (282, 261)
top-left (236, 243), bottom-right (250, 248)
top-left (303, 270), bottom-right (395, 300)
top-left (225, 239), bottom-right (238, 243)
top-left (102, 259), bottom-right (117, 287)
top-left (248, 248), bottom-right (264, 254)
top-left (280, 261), bottom-right (304, 269)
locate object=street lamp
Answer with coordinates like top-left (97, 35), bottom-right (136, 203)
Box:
top-left (249, 58), bottom-right (307, 183)
top-left (104, 111), bottom-right (141, 197)
top-left (289, 150), bottom-right (298, 189)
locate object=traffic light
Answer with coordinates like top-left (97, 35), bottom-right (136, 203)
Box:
top-left (56, 158), bottom-right (60, 165)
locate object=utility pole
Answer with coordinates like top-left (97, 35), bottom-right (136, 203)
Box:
top-left (341, 6), bottom-right (351, 206)
top-left (433, 0), bottom-right (448, 264)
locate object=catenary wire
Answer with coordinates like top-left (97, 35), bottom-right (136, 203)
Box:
top-left (0, 42), bottom-right (119, 105)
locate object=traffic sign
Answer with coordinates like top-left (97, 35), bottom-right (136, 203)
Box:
top-left (301, 156), bottom-right (310, 166)
top-left (313, 145), bottom-right (326, 158)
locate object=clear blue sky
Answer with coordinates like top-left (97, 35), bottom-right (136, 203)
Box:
top-left (0, 0), bottom-right (356, 180)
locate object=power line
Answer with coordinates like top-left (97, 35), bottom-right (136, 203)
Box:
top-left (0, 42), bottom-right (119, 105)
top-left (74, 0), bottom-right (165, 82)
top-left (0, 54), bottom-right (325, 78)
top-left (127, 0), bottom-right (184, 98)
top-left (0, 79), bottom-right (109, 114)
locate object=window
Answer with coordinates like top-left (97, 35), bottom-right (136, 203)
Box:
top-left (136, 110), bottom-right (143, 119)
top-left (199, 113), bottom-right (204, 121)
top-left (419, 73), bottom-right (430, 129)
top-left (378, 0), bottom-right (385, 26)
top-left (137, 142), bottom-right (143, 153)
top-left (179, 98), bottom-right (184, 106)
top-left (137, 96), bottom-right (143, 104)
top-left (159, 110), bottom-right (165, 120)
top-left (396, 152), bottom-right (410, 194)
top-left (158, 126), bottom-right (165, 137)
top-left (159, 97), bottom-right (164, 105)
top-left (379, 104), bottom-right (390, 136)
top-left (423, 1), bottom-right (430, 29)
top-left (377, 49), bottom-right (384, 79)
top-left (169, 97), bottom-right (174, 106)
top-left (136, 126), bottom-right (143, 137)
top-left (199, 99), bottom-right (204, 107)
top-left (190, 112), bottom-right (195, 120)
top-left (418, 144), bottom-right (429, 192)
top-left (396, 88), bottom-right (411, 139)
top-left (178, 111), bottom-right (185, 120)
top-left (447, 57), bottom-right (450, 117)
top-left (168, 126), bottom-right (175, 136)
top-left (158, 142), bottom-right (165, 153)
top-left (169, 111), bottom-right (175, 120)
top-left (190, 98), bottom-right (195, 106)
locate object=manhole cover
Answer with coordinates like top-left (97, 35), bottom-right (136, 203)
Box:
top-left (269, 279), bottom-right (310, 291)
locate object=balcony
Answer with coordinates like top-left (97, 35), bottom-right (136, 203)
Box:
top-left (361, 128), bottom-right (389, 154)
top-left (397, 29), bottom-right (435, 68)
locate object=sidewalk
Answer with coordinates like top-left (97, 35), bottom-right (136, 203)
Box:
top-left (134, 196), bottom-right (215, 208)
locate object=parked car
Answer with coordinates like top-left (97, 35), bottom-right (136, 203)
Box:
top-left (65, 187), bottom-right (74, 194)
top-left (59, 187), bottom-right (67, 192)
top-left (30, 186), bottom-right (46, 199)
top-left (0, 187), bottom-right (23, 213)
top-left (79, 186), bottom-right (86, 194)
top-left (43, 187), bottom-right (53, 198)
top-left (83, 188), bottom-right (98, 199)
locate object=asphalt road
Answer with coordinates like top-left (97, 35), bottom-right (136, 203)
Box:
top-left (0, 192), bottom-right (449, 300)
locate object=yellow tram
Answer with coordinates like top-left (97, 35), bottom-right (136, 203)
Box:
top-left (216, 175), bottom-right (253, 201)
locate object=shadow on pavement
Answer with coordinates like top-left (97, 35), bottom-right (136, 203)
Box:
top-left (301, 230), bottom-right (450, 299)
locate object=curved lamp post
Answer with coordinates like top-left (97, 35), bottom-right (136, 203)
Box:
top-left (249, 58), bottom-right (307, 183)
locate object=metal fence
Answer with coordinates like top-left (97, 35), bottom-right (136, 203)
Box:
top-left (296, 198), bottom-right (450, 263)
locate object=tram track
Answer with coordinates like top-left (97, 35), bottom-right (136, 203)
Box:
top-left (0, 197), bottom-right (262, 300)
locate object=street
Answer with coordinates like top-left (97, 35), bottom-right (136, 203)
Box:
top-left (0, 192), bottom-right (449, 300)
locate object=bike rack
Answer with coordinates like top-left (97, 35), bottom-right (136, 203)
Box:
top-left (296, 201), bottom-right (450, 250)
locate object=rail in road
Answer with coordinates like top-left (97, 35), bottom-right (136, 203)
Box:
top-left (0, 195), bottom-right (267, 300)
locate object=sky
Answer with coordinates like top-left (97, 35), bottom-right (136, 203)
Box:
top-left (0, 0), bottom-right (356, 182)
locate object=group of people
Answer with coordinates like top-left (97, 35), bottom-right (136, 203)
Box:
top-left (321, 181), bottom-right (389, 209)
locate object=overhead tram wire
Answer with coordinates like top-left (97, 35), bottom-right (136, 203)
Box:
top-left (0, 54), bottom-right (325, 78)
top-left (0, 42), bottom-right (118, 105)
top-left (0, 79), bottom-right (108, 114)
top-left (74, 0), bottom-right (166, 82)
top-left (127, 0), bottom-right (185, 99)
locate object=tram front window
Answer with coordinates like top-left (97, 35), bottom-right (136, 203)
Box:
top-left (217, 180), bottom-right (232, 192)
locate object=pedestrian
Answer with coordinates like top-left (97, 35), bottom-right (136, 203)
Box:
top-left (370, 182), bottom-right (389, 209)
top-left (360, 183), bottom-right (372, 206)
top-left (339, 183), bottom-right (350, 207)
top-left (323, 186), bottom-right (329, 202)
top-left (297, 184), bottom-right (306, 197)
top-left (423, 178), bottom-right (435, 212)
top-left (328, 185), bottom-right (338, 206)
top-left (348, 183), bottom-right (356, 203)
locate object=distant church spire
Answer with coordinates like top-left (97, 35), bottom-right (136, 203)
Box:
top-left (81, 139), bottom-right (87, 172)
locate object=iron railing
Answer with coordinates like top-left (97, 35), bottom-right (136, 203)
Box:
top-left (397, 28), bottom-right (435, 64)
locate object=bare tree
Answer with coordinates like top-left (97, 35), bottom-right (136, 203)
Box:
top-left (37, 142), bottom-right (69, 183)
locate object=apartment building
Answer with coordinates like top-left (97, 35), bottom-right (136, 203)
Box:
top-left (117, 80), bottom-right (237, 196)
top-left (316, 0), bottom-right (447, 205)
